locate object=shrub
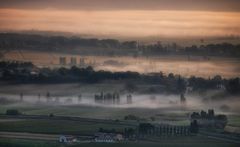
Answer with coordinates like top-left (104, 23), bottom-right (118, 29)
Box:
top-left (6, 109), bottom-right (21, 115)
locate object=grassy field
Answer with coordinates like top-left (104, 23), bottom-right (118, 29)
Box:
top-left (0, 136), bottom-right (238, 147)
top-left (1, 103), bottom-right (240, 125)
top-left (0, 138), bottom-right (60, 147)
top-left (0, 103), bottom-right (191, 125)
top-left (1, 102), bottom-right (240, 127)
top-left (0, 118), bottom-right (133, 135)
top-left (228, 115), bottom-right (240, 127)
top-left (0, 105), bottom-right (239, 146)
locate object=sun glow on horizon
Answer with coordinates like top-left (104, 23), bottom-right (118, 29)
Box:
top-left (0, 9), bottom-right (240, 38)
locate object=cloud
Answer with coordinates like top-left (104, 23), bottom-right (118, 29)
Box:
top-left (0, 0), bottom-right (240, 12)
top-left (0, 9), bottom-right (239, 38)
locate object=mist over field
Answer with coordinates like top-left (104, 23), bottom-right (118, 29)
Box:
top-left (0, 1), bottom-right (240, 146)
top-left (0, 83), bottom-right (239, 113)
top-left (1, 94), bottom-right (238, 111)
top-left (4, 51), bottom-right (240, 78)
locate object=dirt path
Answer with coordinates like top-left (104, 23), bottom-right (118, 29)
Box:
top-left (0, 131), bottom-right (61, 141)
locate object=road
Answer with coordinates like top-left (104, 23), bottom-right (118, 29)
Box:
top-left (198, 130), bottom-right (240, 144)
top-left (0, 131), bottom-right (61, 141)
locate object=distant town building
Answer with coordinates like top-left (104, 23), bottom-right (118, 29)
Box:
top-left (79, 58), bottom-right (85, 67)
top-left (59, 57), bottom-right (67, 65)
top-left (70, 57), bottom-right (77, 65)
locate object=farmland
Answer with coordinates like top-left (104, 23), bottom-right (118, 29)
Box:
top-left (0, 118), bottom-right (132, 135)
top-left (0, 102), bottom-right (240, 127)
top-left (0, 136), bottom-right (238, 147)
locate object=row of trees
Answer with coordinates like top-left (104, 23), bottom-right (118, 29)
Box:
top-left (142, 42), bottom-right (240, 57)
top-left (0, 33), bottom-right (239, 57)
top-left (0, 33), bottom-right (136, 51)
top-left (138, 123), bottom-right (193, 136)
top-left (0, 61), bottom-right (239, 95)
top-left (0, 61), bottom-right (33, 69)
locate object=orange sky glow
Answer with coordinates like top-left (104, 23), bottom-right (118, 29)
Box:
top-left (0, 8), bottom-right (240, 38)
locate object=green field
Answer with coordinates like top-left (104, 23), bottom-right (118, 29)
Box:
top-left (0, 103), bottom-right (239, 147)
top-left (1, 103), bottom-right (240, 127)
top-left (0, 138), bottom-right (60, 147)
top-left (0, 137), bottom-right (238, 147)
top-left (0, 103), bottom-right (192, 126)
top-left (0, 118), bottom-right (133, 135)
top-left (228, 115), bottom-right (240, 127)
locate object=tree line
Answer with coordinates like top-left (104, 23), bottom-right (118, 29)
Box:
top-left (0, 33), bottom-right (239, 57)
top-left (0, 61), bottom-right (239, 95)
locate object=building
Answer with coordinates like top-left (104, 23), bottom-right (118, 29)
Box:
top-left (94, 132), bottom-right (123, 143)
top-left (70, 57), bottom-right (77, 65)
top-left (59, 57), bottom-right (67, 65)
top-left (94, 133), bottom-right (115, 143)
top-left (115, 134), bottom-right (124, 141)
top-left (79, 58), bottom-right (85, 67)
top-left (59, 135), bottom-right (77, 143)
top-left (59, 135), bottom-right (67, 143)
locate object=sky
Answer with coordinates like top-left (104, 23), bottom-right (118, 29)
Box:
top-left (0, 0), bottom-right (240, 39)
